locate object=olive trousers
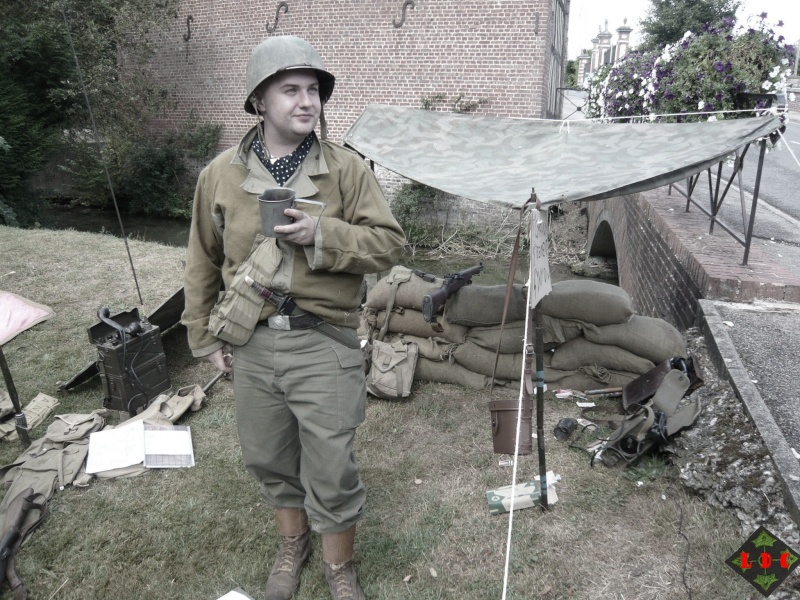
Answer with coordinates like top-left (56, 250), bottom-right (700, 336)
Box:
top-left (233, 325), bottom-right (367, 533)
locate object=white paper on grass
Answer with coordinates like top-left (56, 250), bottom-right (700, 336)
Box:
top-left (85, 420), bottom-right (145, 474)
top-left (85, 421), bottom-right (196, 473)
top-left (143, 425), bottom-right (195, 468)
top-left (216, 589), bottom-right (255, 600)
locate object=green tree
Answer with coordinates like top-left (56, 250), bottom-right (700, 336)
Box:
top-left (0, 0), bottom-right (217, 226)
top-left (565, 60), bottom-right (577, 88)
top-left (638, 0), bottom-right (741, 52)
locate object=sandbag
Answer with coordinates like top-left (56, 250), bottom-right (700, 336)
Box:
top-left (551, 369), bottom-right (640, 392)
top-left (466, 321), bottom-right (527, 354)
top-left (466, 316), bottom-right (586, 354)
top-left (582, 314), bottom-right (687, 364)
top-left (453, 342), bottom-right (523, 380)
top-left (446, 284), bottom-right (527, 327)
top-left (540, 280), bottom-right (633, 326)
top-left (549, 337), bottom-right (656, 375)
top-left (363, 307), bottom-right (468, 344)
top-left (415, 357), bottom-right (499, 389)
top-left (382, 333), bottom-right (457, 362)
top-left (365, 268), bottom-right (444, 311)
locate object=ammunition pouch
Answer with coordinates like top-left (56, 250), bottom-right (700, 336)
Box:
top-left (366, 338), bottom-right (418, 400)
top-left (208, 235), bottom-right (282, 346)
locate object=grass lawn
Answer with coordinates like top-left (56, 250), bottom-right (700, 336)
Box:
top-left (0, 224), bottom-right (761, 599)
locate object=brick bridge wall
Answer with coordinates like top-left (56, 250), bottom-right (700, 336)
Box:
top-left (586, 188), bottom-right (800, 331)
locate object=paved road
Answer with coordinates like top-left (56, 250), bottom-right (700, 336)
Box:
top-left (715, 122), bottom-right (800, 246)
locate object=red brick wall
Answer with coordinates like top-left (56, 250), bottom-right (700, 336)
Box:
top-left (586, 187), bottom-right (800, 330)
top-left (149, 0), bottom-right (563, 150)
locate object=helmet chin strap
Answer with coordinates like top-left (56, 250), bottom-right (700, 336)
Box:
top-left (250, 96), bottom-right (274, 159)
top-left (319, 105), bottom-right (328, 140)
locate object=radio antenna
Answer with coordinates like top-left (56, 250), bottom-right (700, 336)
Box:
top-left (60, 5), bottom-right (144, 307)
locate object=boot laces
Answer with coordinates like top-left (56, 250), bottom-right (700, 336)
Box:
top-left (330, 562), bottom-right (355, 599)
top-left (276, 533), bottom-right (306, 574)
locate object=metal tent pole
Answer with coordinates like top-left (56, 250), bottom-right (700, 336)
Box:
top-left (0, 346), bottom-right (31, 448)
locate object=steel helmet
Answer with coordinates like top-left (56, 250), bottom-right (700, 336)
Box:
top-left (244, 36), bottom-right (335, 114)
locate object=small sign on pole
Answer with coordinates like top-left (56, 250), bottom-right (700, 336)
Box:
top-left (529, 208), bottom-right (552, 307)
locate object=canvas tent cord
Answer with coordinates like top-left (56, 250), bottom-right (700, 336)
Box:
top-left (775, 128), bottom-right (800, 170)
top-left (500, 275), bottom-right (534, 600)
top-left (667, 484), bottom-right (694, 600)
top-left (578, 107), bottom-right (783, 124)
top-left (60, 6), bottom-right (144, 307)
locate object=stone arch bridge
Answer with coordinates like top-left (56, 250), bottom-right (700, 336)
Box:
top-left (584, 186), bottom-right (800, 331)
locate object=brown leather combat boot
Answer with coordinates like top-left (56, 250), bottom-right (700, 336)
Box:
top-left (321, 527), bottom-right (365, 600)
top-left (265, 508), bottom-right (312, 600)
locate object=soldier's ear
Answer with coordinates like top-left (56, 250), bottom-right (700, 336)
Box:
top-left (251, 93), bottom-right (265, 115)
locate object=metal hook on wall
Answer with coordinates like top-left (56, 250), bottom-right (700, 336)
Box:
top-left (266, 1), bottom-right (289, 33)
top-left (393, 0), bottom-right (415, 28)
top-left (183, 15), bottom-right (193, 42)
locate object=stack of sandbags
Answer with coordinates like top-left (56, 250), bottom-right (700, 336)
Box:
top-left (542, 280), bottom-right (687, 389)
top-left (360, 270), bottom-right (688, 393)
top-left (360, 267), bottom-right (487, 389)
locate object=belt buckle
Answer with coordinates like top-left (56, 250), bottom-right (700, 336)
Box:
top-left (267, 314), bottom-right (291, 330)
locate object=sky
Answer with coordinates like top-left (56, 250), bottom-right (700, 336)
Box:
top-left (567, 0), bottom-right (800, 59)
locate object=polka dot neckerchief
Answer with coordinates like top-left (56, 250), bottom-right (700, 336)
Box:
top-left (252, 132), bottom-right (315, 187)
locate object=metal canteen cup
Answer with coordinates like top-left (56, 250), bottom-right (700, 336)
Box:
top-left (258, 188), bottom-right (326, 237)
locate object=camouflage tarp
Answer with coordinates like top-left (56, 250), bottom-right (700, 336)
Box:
top-left (342, 104), bottom-right (782, 208)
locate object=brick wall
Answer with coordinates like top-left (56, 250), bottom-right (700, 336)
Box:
top-left (586, 194), bottom-right (702, 331)
top-left (586, 187), bottom-right (800, 331)
top-left (148, 0), bottom-right (564, 150)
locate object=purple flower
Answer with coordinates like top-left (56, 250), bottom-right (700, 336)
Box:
top-left (714, 61), bottom-right (726, 72)
top-left (726, 34), bottom-right (733, 42)
top-left (715, 92), bottom-right (723, 101)
top-left (704, 102), bottom-right (714, 111)
top-left (723, 17), bottom-right (735, 28)
top-left (778, 20), bottom-right (784, 27)
top-left (665, 89), bottom-right (675, 100)
top-left (759, 12), bottom-right (768, 19)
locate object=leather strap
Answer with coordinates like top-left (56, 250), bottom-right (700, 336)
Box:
top-left (489, 210), bottom-right (525, 393)
top-left (259, 313), bottom-right (324, 330)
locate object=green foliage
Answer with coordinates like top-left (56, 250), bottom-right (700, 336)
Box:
top-left (391, 181), bottom-right (441, 246)
top-left (420, 93), bottom-right (488, 113)
top-left (586, 14), bottom-right (796, 123)
top-left (63, 121), bottom-right (222, 218)
top-left (565, 60), bottom-right (577, 88)
top-left (638, 0), bottom-right (740, 53)
top-left (180, 122), bottom-right (225, 161)
top-left (0, 0), bottom-right (182, 225)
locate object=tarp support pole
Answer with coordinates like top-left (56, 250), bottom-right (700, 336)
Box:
top-left (533, 301), bottom-right (548, 510)
top-left (743, 138), bottom-right (768, 265)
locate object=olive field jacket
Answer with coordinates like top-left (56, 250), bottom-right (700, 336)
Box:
top-left (182, 128), bottom-right (406, 357)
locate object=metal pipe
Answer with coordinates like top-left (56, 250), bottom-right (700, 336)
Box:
top-left (743, 138), bottom-right (768, 265)
top-left (0, 347), bottom-right (31, 448)
top-left (534, 302), bottom-right (548, 510)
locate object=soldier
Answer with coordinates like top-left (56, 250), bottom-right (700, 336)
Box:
top-left (182, 36), bottom-right (405, 600)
